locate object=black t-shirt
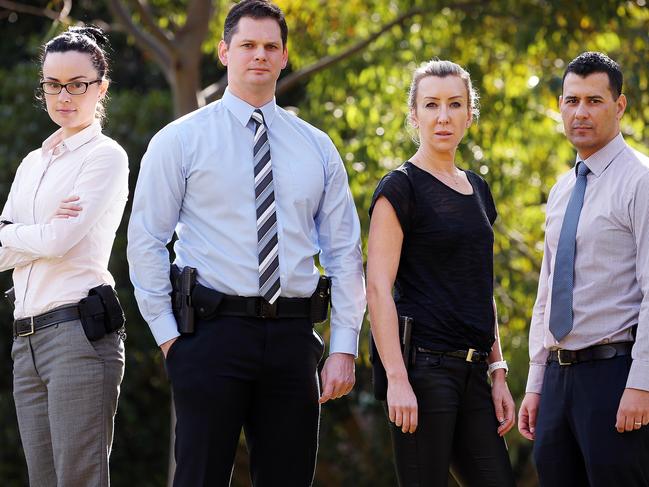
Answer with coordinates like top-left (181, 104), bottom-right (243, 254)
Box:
top-left (369, 161), bottom-right (498, 353)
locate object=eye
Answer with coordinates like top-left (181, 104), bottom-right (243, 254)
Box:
top-left (69, 82), bottom-right (85, 90)
top-left (425, 102), bottom-right (438, 108)
top-left (43, 82), bottom-right (60, 90)
top-left (450, 101), bottom-right (462, 108)
top-left (242, 43), bottom-right (253, 48)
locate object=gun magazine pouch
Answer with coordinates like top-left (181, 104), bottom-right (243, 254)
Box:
top-left (78, 285), bottom-right (125, 341)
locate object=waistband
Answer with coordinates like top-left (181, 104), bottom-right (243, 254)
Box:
top-left (547, 341), bottom-right (633, 366)
top-left (13, 305), bottom-right (80, 338)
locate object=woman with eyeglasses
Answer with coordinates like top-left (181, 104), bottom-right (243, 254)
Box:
top-left (0, 26), bottom-right (127, 486)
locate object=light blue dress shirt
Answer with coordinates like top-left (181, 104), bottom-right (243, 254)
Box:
top-left (127, 88), bottom-right (366, 354)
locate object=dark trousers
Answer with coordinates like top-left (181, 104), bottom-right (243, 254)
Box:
top-left (390, 353), bottom-right (515, 487)
top-left (534, 355), bottom-right (649, 487)
top-left (165, 315), bottom-right (325, 487)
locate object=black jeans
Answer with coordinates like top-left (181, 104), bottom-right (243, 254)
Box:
top-left (534, 355), bottom-right (649, 487)
top-left (390, 352), bottom-right (515, 487)
top-left (165, 315), bottom-right (325, 487)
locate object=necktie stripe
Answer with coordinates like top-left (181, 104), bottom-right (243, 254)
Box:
top-left (260, 255), bottom-right (280, 283)
top-left (255, 171), bottom-right (273, 199)
top-left (257, 212), bottom-right (277, 241)
top-left (256, 193), bottom-right (275, 220)
top-left (251, 108), bottom-right (281, 304)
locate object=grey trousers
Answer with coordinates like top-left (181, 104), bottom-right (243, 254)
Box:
top-left (11, 319), bottom-right (125, 487)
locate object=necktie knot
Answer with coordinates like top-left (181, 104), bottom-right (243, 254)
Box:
top-left (577, 161), bottom-right (590, 177)
top-left (251, 109), bottom-right (265, 128)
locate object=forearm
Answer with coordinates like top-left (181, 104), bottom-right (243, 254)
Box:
top-left (488, 298), bottom-right (504, 363)
top-left (367, 283), bottom-right (408, 380)
top-left (0, 247), bottom-right (39, 272)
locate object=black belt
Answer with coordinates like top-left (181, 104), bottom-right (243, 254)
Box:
top-left (416, 346), bottom-right (488, 363)
top-left (548, 341), bottom-right (633, 366)
top-left (13, 306), bottom-right (80, 337)
top-left (192, 283), bottom-right (311, 320)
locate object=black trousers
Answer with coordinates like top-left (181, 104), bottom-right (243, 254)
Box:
top-left (390, 353), bottom-right (515, 487)
top-left (165, 315), bottom-right (325, 487)
top-left (534, 355), bottom-right (649, 487)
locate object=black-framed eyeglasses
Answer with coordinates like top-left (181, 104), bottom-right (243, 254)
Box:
top-left (39, 79), bottom-right (102, 95)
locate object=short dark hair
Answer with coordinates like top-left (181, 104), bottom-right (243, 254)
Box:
top-left (223, 0), bottom-right (288, 47)
top-left (563, 51), bottom-right (623, 98)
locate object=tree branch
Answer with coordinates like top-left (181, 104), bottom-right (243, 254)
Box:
top-left (177, 0), bottom-right (215, 49)
top-left (0, 0), bottom-right (70, 22)
top-left (106, 0), bottom-right (173, 72)
top-left (131, 0), bottom-right (174, 52)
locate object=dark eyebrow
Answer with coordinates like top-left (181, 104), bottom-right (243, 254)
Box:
top-left (43, 75), bottom-right (92, 82)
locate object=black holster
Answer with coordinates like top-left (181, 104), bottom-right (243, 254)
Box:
top-left (310, 275), bottom-right (331, 323)
top-left (170, 264), bottom-right (197, 334)
top-left (78, 285), bottom-right (125, 341)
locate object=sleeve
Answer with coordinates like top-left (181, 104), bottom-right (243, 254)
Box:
top-left (369, 168), bottom-right (414, 234)
top-left (127, 127), bottom-right (185, 346)
top-left (0, 163), bottom-right (40, 271)
top-left (626, 172), bottom-right (649, 391)
top-left (0, 144), bottom-right (129, 258)
top-left (482, 178), bottom-right (498, 225)
top-left (525, 186), bottom-right (557, 394)
top-left (315, 141), bottom-right (366, 356)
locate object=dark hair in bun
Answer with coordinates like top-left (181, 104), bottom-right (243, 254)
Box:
top-left (41, 25), bottom-right (110, 79)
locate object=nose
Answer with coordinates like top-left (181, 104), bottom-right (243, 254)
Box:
top-left (254, 46), bottom-right (267, 61)
top-left (574, 100), bottom-right (589, 119)
top-left (438, 104), bottom-right (450, 124)
top-left (57, 88), bottom-right (72, 103)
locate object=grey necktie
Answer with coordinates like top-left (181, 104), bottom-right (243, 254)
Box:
top-left (549, 161), bottom-right (591, 341)
top-left (251, 109), bottom-right (281, 304)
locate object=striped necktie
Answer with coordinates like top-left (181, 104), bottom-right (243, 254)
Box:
top-left (549, 161), bottom-right (590, 341)
top-left (251, 109), bottom-right (281, 304)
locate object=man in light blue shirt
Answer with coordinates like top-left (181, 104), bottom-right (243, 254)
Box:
top-left (127, 0), bottom-right (365, 485)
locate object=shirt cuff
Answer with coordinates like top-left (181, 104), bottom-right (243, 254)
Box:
top-left (525, 362), bottom-right (547, 394)
top-left (626, 359), bottom-right (649, 391)
top-left (329, 326), bottom-right (360, 357)
top-left (148, 311), bottom-right (180, 346)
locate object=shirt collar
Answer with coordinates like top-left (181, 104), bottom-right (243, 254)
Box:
top-left (42, 121), bottom-right (102, 154)
top-left (575, 132), bottom-right (626, 178)
top-left (222, 87), bottom-right (277, 129)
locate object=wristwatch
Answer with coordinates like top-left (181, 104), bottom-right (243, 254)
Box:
top-left (488, 360), bottom-right (508, 377)
top-left (0, 219), bottom-right (12, 247)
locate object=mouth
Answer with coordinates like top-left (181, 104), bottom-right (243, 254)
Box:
top-left (572, 125), bottom-right (592, 130)
top-left (435, 131), bottom-right (453, 136)
top-left (249, 67), bottom-right (270, 73)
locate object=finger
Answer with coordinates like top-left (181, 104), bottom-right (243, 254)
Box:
top-left (528, 404), bottom-right (537, 436)
top-left (408, 406), bottom-right (418, 433)
top-left (319, 378), bottom-right (334, 404)
top-left (644, 412), bottom-right (649, 427)
top-left (61, 195), bottom-right (80, 203)
top-left (388, 405), bottom-right (396, 424)
top-left (634, 419), bottom-right (643, 430)
top-left (615, 411), bottom-right (625, 433)
top-left (518, 408), bottom-right (533, 440)
top-left (401, 409), bottom-right (410, 433)
top-left (59, 204), bottom-right (82, 211)
top-left (394, 409), bottom-right (403, 428)
top-left (55, 208), bottom-right (81, 217)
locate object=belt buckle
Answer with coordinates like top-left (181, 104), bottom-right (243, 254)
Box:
top-left (466, 348), bottom-right (476, 362)
top-left (257, 299), bottom-right (277, 319)
top-left (557, 349), bottom-right (573, 366)
top-left (17, 316), bottom-right (35, 337)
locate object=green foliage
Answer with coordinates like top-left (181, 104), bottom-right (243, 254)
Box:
top-left (0, 1), bottom-right (648, 485)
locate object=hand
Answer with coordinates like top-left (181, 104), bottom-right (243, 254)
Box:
top-left (387, 375), bottom-right (418, 433)
top-left (50, 195), bottom-right (82, 220)
top-left (319, 352), bottom-right (355, 404)
top-left (160, 337), bottom-right (178, 359)
top-left (616, 388), bottom-right (649, 433)
top-left (491, 371), bottom-right (515, 436)
top-left (518, 392), bottom-right (541, 440)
